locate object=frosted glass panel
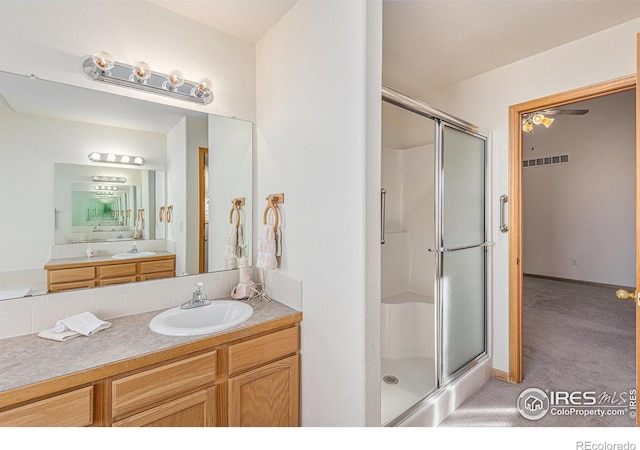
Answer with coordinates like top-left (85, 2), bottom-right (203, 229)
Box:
top-left (442, 126), bottom-right (485, 247)
top-left (442, 247), bottom-right (486, 379)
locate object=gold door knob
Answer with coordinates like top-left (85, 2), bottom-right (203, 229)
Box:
top-left (615, 289), bottom-right (638, 301)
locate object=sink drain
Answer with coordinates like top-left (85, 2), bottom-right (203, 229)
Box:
top-left (383, 375), bottom-right (399, 385)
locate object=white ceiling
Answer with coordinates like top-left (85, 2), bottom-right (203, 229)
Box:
top-left (147, 0), bottom-right (298, 44)
top-left (147, 0), bottom-right (640, 99)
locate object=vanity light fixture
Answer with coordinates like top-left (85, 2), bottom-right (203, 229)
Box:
top-left (93, 185), bottom-right (119, 191)
top-left (83, 51), bottom-right (213, 105)
top-left (88, 152), bottom-right (145, 166)
top-left (90, 176), bottom-right (127, 183)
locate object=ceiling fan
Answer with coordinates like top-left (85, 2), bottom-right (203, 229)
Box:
top-left (522, 108), bottom-right (589, 132)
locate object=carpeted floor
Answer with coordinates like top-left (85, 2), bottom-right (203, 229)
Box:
top-left (439, 276), bottom-right (636, 427)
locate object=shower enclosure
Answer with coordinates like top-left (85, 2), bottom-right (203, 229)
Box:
top-left (381, 87), bottom-right (491, 426)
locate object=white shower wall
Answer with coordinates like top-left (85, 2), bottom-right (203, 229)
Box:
top-left (381, 144), bottom-right (435, 299)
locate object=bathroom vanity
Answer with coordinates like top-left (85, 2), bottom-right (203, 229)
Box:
top-left (44, 252), bottom-right (176, 292)
top-left (0, 298), bottom-right (301, 426)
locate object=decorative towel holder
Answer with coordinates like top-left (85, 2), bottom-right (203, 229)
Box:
top-left (263, 193), bottom-right (284, 231)
top-left (229, 198), bottom-right (245, 227)
top-left (166, 205), bottom-right (173, 223)
top-left (159, 206), bottom-right (165, 222)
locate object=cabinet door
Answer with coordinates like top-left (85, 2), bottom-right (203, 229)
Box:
top-left (228, 355), bottom-right (299, 427)
top-left (113, 387), bottom-right (216, 427)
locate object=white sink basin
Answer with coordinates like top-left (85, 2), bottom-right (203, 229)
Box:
top-left (106, 237), bottom-right (134, 242)
top-left (112, 251), bottom-right (157, 259)
top-left (149, 300), bottom-right (254, 336)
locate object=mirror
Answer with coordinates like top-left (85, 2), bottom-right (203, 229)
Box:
top-left (0, 70), bottom-right (253, 301)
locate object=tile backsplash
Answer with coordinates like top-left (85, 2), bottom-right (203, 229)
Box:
top-left (0, 269), bottom-right (302, 340)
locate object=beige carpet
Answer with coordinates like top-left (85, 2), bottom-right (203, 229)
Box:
top-left (439, 276), bottom-right (636, 427)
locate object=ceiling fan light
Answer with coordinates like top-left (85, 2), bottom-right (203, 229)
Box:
top-left (541, 117), bottom-right (554, 128)
top-left (522, 122), bottom-right (533, 133)
top-left (532, 113), bottom-right (545, 125)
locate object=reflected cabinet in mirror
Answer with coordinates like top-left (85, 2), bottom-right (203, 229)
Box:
top-left (0, 70), bottom-right (253, 301)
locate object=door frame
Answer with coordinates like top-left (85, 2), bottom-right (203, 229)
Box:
top-left (198, 147), bottom-right (208, 273)
top-left (507, 74), bottom-right (636, 383)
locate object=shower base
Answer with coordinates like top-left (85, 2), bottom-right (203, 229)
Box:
top-left (381, 356), bottom-right (435, 425)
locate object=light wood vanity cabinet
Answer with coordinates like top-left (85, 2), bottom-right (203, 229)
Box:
top-left (45, 253), bottom-right (176, 292)
top-left (0, 386), bottom-right (94, 427)
top-left (0, 322), bottom-right (301, 427)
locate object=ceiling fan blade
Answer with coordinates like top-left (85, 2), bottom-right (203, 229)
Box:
top-left (542, 109), bottom-right (589, 116)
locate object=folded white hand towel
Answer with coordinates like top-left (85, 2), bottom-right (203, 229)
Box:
top-left (54, 312), bottom-right (111, 336)
top-left (38, 328), bottom-right (81, 342)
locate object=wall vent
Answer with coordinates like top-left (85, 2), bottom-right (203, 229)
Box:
top-left (523, 154), bottom-right (570, 168)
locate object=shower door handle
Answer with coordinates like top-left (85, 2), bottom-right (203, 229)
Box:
top-left (381, 188), bottom-right (387, 245)
top-left (499, 194), bottom-right (509, 233)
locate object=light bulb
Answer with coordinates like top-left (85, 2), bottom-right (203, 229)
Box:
top-left (193, 78), bottom-right (212, 97)
top-left (133, 157), bottom-right (144, 165)
top-left (88, 152), bottom-right (102, 162)
top-left (120, 155), bottom-right (130, 164)
top-left (107, 154), bottom-right (116, 162)
top-left (92, 51), bottom-right (114, 72)
top-left (523, 122), bottom-right (533, 133)
top-left (541, 117), bottom-right (554, 128)
top-left (532, 113), bottom-right (545, 125)
top-left (131, 61), bottom-right (151, 82)
top-left (166, 70), bottom-right (184, 88)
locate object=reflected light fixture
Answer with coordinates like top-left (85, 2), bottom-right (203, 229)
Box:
top-left (83, 51), bottom-right (213, 105)
top-left (88, 152), bottom-right (145, 166)
top-left (91, 176), bottom-right (127, 183)
top-left (93, 185), bottom-right (119, 191)
top-left (522, 112), bottom-right (554, 133)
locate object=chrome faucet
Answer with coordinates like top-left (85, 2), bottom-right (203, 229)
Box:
top-left (128, 243), bottom-right (140, 254)
top-left (181, 282), bottom-right (211, 309)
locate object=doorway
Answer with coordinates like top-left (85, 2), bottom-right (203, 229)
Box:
top-left (199, 147), bottom-right (209, 273)
top-left (508, 75), bottom-right (636, 383)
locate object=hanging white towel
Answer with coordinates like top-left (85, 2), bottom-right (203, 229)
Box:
top-left (225, 223), bottom-right (238, 269)
top-left (54, 312), bottom-right (111, 336)
top-left (256, 224), bottom-right (278, 269)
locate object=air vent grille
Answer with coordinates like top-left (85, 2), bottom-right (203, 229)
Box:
top-left (523, 154), bottom-right (570, 168)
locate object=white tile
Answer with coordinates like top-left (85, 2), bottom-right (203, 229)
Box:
top-left (124, 292), bottom-right (150, 315)
top-left (32, 304), bottom-right (67, 332)
top-left (46, 289), bottom-right (92, 306)
top-left (96, 296), bottom-right (125, 320)
top-left (213, 278), bottom-right (234, 299)
top-left (0, 309), bottom-right (33, 339)
top-left (0, 296), bottom-right (46, 313)
top-left (148, 289), bottom-right (174, 312)
top-left (129, 279), bottom-right (163, 293)
top-left (171, 284), bottom-right (194, 307)
top-left (220, 269), bottom-right (240, 280)
top-left (66, 299), bottom-right (97, 317)
top-left (286, 288), bottom-right (303, 311)
top-left (91, 284), bottom-right (130, 300)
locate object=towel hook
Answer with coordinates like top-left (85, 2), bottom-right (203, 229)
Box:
top-left (229, 198), bottom-right (245, 227)
top-left (263, 193), bottom-right (284, 231)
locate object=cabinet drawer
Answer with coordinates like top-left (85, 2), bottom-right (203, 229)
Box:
top-left (228, 326), bottom-right (299, 376)
top-left (112, 350), bottom-right (217, 418)
top-left (140, 271), bottom-right (174, 281)
top-left (0, 386), bottom-right (93, 427)
top-left (140, 259), bottom-right (174, 274)
top-left (49, 267), bottom-right (95, 284)
top-left (98, 263), bottom-right (137, 279)
top-left (97, 276), bottom-right (137, 286)
top-left (49, 280), bottom-right (96, 292)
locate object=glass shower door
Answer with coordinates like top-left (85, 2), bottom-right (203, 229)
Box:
top-left (438, 124), bottom-right (487, 382)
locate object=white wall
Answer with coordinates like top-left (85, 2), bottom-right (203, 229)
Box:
top-left (422, 18), bottom-right (640, 373)
top-left (381, 144), bottom-right (435, 299)
top-left (0, 1), bottom-right (256, 121)
top-left (166, 118), bottom-right (187, 274)
top-left (523, 90), bottom-right (635, 287)
top-left (256, 0), bottom-right (381, 426)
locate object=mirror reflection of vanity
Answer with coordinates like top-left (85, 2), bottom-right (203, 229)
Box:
top-left (0, 70), bottom-right (253, 301)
